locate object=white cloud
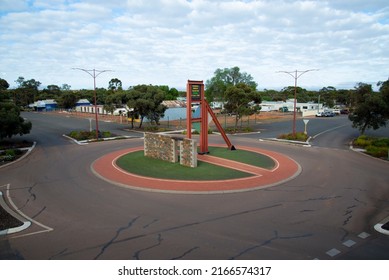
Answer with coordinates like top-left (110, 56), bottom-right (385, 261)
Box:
top-left (0, 0), bottom-right (29, 12)
top-left (0, 0), bottom-right (388, 90)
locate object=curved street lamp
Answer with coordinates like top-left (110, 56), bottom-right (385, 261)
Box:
top-left (277, 69), bottom-right (319, 136)
top-left (72, 68), bottom-right (113, 140)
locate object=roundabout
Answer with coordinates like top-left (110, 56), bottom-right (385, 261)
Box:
top-left (91, 144), bottom-right (301, 194)
top-left (2, 113), bottom-right (389, 260)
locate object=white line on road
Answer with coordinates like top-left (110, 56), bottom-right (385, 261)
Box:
top-left (312, 124), bottom-right (349, 139)
top-left (5, 184), bottom-right (53, 239)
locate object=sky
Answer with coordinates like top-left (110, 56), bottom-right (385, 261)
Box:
top-left (1, 0), bottom-right (388, 91)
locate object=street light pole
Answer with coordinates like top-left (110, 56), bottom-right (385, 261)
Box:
top-left (277, 69), bottom-right (318, 136)
top-left (72, 68), bottom-right (112, 140)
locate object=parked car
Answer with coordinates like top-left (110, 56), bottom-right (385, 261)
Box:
top-left (316, 112), bottom-right (325, 117)
top-left (323, 111), bottom-right (335, 117)
top-left (340, 109), bottom-right (349, 114)
top-left (113, 108), bottom-right (128, 116)
top-left (333, 109), bottom-right (341, 115)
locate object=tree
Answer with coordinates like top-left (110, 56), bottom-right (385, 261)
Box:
top-left (14, 77), bottom-right (41, 107)
top-left (158, 85), bottom-right (179, 100)
top-left (39, 84), bottom-right (61, 100)
top-left (319, 86), bottom-right (337, 108)
top-left (281, 86), bottom-right (307, 102)
top-left (205, 66), bottom-right (257, 102)
top-left (224, 83), bottom-right (261, 131)
top-left (108, 78), bottom-right (122, 91)
top-left (0, 78), bottom-right (9, 91)
top-left (61, 84), bottom-right (71, 91)
top-left (129, 85), bottom-right (167, 128)
top-left (349, 83), bottom-right (388, 135)
top-left (58, 92), bottom-right (78, 109)
top-left (0, 102), bottom-right (32, 139)
top-left (378, 78), bottom-right (389, 117)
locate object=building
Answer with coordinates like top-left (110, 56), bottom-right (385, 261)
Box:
top-left (29, 99), bottom-right (58, 111)
top-left (260, 99), bottom-right (323, 116)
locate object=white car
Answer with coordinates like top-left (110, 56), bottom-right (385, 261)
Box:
top-left (333, 109), bottom-right (341, 115)
top-left (113, 108), bottom-right (128, 116)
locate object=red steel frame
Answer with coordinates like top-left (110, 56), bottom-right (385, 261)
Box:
top-left (186, 80), bottom-right (235, 154)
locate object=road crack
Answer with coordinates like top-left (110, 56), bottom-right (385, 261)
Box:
top-left (94, 216), bottom-right (139, 260)
top-left (229, 230), bottom-right (313, 259)
top-left (133, 234), bottom-right (163, 260)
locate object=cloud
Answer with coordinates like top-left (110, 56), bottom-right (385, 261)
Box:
top-left (0, 0), bottom-right (388, 90)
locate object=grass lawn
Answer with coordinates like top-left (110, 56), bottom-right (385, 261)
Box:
top-left (207, 147), bottom-right (275, 169)
top-left (116, 150), bottom-right (253, 180)
top-left (116, 147), bottom-right (276, 180)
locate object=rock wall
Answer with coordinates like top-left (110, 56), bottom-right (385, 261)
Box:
top-left (144, 132), bottom-right (197, 168)
top-left (180, 138), bottom-right (197, 168)
top-left (144, 132), bottom-right (177, 163)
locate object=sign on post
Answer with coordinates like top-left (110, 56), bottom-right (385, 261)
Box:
top-left (303, 119), bottom-right (309, 135)
top-left (190, 84), bottom-right (201, 101)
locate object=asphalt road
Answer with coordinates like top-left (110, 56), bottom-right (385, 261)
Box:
top-left (0, 112), bottom-right (388, 260)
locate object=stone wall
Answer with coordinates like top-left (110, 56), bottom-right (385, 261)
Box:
top-left (144, 132), bottom-right (197, 168)
top-left (144, 132), bottom-right (177, 163)
top-left (180, 138), bottom-right (197, 168)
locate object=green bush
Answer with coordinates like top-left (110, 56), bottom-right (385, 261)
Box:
top-left (101, 131), bottom-right (112, 138)
top-left (372, 138), bottom-right (389, 147)
top-left (68, 130), bottom-right (113, 141)
top-left (366, 146), bottom-right (388, 158)
top-left (5, 149), bottom-right (16, 157)
top-left (278, 132), bottom-right (308, 141)
top-left (0, 149), bottom-right (16, 162)
top-left (353, 135), bottom-right (373, 148)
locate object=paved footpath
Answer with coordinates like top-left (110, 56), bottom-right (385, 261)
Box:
top-left (91, 145), bottom-right (301, 194)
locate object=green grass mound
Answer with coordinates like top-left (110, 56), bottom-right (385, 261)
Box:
top-left (207, 147), bottom-right (275, 169)
top-left (116, 151), bottom-right (253, 180)
top-left (116, 147), bottom-right (276, 181)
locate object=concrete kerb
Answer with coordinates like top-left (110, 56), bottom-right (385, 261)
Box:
top-left (62, 134), bottom-right (136, 146)
top-left (0, 141), bottom-right (36, 170)
top-left (374, 216), bottom-right (389, 236)
top-left (259, 137), bottom-right (312, 147)
top-left (0, 191), bottom-right (31, 236)
top-left (349, 143), bottom-right (389, 163)
top-left (91, 145), bottom-right (302, 195)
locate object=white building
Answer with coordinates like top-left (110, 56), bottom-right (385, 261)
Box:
top-left (260, 99), bottom-right (323, 116)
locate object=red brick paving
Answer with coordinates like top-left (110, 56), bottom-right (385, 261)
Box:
top-left (91, 145), bottom-right (301, 194)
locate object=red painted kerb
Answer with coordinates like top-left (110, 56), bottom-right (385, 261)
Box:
top-left (91, 145), bottom-right (301, 194)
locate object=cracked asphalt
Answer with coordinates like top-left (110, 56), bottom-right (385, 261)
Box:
top-left (0, 112), bottom-right (388, 259)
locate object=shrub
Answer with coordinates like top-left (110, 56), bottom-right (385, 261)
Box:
top-left (353, 135), bottom-right (373, 148)
top-left (366, 146), bottom-right (388, 158)
top-left (101, 131), bottom-right (112, 138)
top-left (68, 130), bottom-right (113, 141)
top-left (5, 149), bottom-right (16, 157)
top-left (0, 149), bottom-right (16, 162)
top-left (278, 132), bottom-right (308, 142)
top-left (372, 138), bottom-right (389, 147)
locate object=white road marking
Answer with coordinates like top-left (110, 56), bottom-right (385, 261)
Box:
top-left (326, 248), bottom-right (341, 257)
top-left (342, 240), bottom-right (356, 248)
top-left (5, 184), bottom-right (53, 239)
top-left (358, 232), bottom-right (370, 239)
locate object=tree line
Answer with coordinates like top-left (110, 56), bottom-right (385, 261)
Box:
top-left (1, 66), bottom-right (389, 138)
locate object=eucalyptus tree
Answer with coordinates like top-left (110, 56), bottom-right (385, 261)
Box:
top-left (205, 66), bottom-right (257, 102)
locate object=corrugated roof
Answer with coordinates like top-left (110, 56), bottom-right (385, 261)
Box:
top-left (162, 100), bottom-right (187, 108)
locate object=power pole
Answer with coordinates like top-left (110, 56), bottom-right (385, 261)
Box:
top-left (277, 69), bottom-right (318, 136)
top-left (72, 68), bottom-right (113, 140)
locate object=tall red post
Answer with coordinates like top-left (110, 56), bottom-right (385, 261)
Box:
top-left (186, 80), bottom-right (235, 154)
